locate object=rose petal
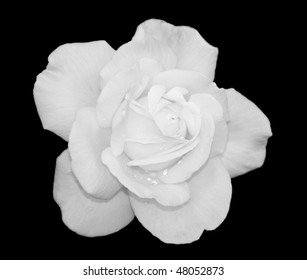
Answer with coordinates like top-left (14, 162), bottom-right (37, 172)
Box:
top-left (110, 100), bottom-right (131, 157)
top-left (53, 150), bottom-right (134, 237)
top-left (127, 137), bottom-right (200, 167)
top-left (204, 83), bottom-right (230, 121)
top-left (133, 19), bottom-right (218, 82)
top-left (125, 138), bottom-right (184, 144)
top-left (129, 99), bottom-right (151, 118)
top-left (100, 38), bottom-right (176, 88)
top-left (164, 87), bottom-right (187, 103)
top-left (129, 157), bottom-right (232, 244)
top-left (222, 88), bottom-right (272, 177)
top-left (101, 148), bottom-right (190, 207)
top-left (113, 39), bottom-right (176, 71)
top-left (138, 58), bottom-right (164, 78)
top-left (150, 69), bottom-right (211, 94)
top-left (180, 105), bottom-right (200, 137)
top-left (68, 107), bottom-right (121, 199)
top-left (111, 100), bottom-right (128, 129)
top-left (210, 120), bottom-right (228, 158)
top-left (34, 41), bottom-right (114, 141)
top-left (189, 93), bottom-right (228, 158)
top-left (124, 137), bottom-right (184, 172)
top-left (189, 93), bottom-right (223, 121)
top-left (100, 60), bottom-right (120, 90)
top-left (158, 112), bottom-right (215, 184)
top-left (153, 108), bottom-right (184, 137)
top-left (147, 85), bottom-right (166, 114)
top-left (110, 117), bottom-right (127, 157)
top-left (96, 68), bottom-right (145, 128)
top-left (124, 100), bottom-right (177, 161)
top-left (153, 99), bottom-right (172, 115)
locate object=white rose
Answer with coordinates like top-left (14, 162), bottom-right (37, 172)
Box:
top-left (34, 19), bottom-right (272, 244)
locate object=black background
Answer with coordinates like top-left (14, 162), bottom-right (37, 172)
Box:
top-left (3, 5), bottom-right (304, 260)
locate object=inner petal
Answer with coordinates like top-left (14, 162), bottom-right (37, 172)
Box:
top-left (147, 85), bottom-right (166, 114)
top-left (158, 112), bottom-right (215, 184)
top-left (123, 99), bottom-right (177, 160)
top-left (154, 110), bottom-right (185, 138)
top-left (101, 147), bottom-right (190, 207)
top-left (127, 137), bottom-right (200, 167)
top-left (164, 87), bottom-right (188, 103)
top-left (123, 94), bottom-right (202, 172)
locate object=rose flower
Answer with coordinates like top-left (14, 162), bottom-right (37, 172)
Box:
top-left (34, 19), bottom-right (272, 244)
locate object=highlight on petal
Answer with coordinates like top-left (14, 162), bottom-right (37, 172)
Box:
top-left (158, 112), bottom-right (215, 184)
top-left (150, 69), bottom-right (211, 94)
top-left (133, 19), bottom-right (218, 82)
top-left (129, 157), bottom-right (232, 244)
top-left (222, 88), bottom-right (272, 177)
top-left (68, 107), bottom-right (121, 199)
top-left (100, 38), bottom-right (176, 87)
top-left (101, 148), bottom-right (190, 207)
top-left (96, 68), bottom-right (146, 127)
top-left (53, 150), bottom-right (134, 237)
top-left (34, 41), bottom-right (115, 141)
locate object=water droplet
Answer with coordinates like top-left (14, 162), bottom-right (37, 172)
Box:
top-left (162, 169), bottom-right (168, 176)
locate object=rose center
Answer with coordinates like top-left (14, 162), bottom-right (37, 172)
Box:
top-left (154, 110), bottom-right (186, 139)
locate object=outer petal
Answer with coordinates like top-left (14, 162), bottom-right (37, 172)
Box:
top-left (53, 150), bottom-right (134, 237)
top-left (100, 38), bottom-right (176, 88)
top-left (129, 157), bottom-right (232, 244)
top-left (68, 107), bottom-right (121, 199)
top-left (101, 148), bottom-right (190, 207)
top-left (133, 19), bottom-right (218, 82)
top-left (34, 41), bottom-right (115, 141)
top-left (222, 89), bottom-right (272, 177)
